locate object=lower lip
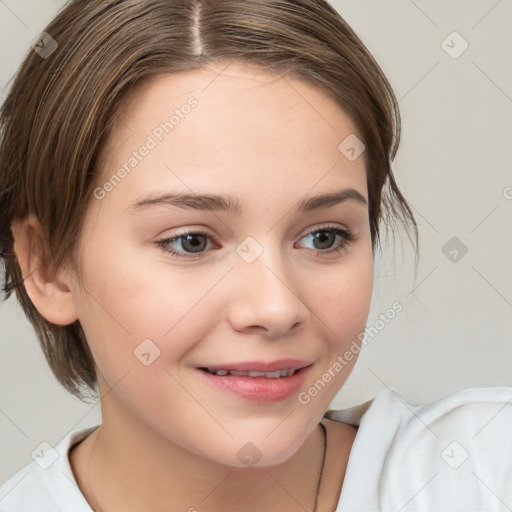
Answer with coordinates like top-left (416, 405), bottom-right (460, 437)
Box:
top-left (197, 366), bottom-right (311, 403)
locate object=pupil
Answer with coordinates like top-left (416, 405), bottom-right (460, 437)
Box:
top-left (183, 234), bottom-right (207, 253)
top-left (314, 231), bottom-right (335, 250)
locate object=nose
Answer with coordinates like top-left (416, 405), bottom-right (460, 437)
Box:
top-left (226, 245), bottom-right (310, 337)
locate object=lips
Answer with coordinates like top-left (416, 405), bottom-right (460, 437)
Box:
top-left (196, 359), bottom-right (313, 402)
top-left (197, 358), bottom-right (311, 373)
top-left (203, 368), bottom-right (297, 378)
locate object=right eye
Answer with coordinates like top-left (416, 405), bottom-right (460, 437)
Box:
top-left (156, 230), bottom-right (218, 260)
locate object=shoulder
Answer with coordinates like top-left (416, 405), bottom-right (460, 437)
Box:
top-left (370, 385), bottom-right (512, 443)
top-left (0, 425), bottom-right (99, 512)
top-left (330, 386), bottom-right (512, 511)
top-left (366, 386), bottom-right (512, 471)
top-left (328, 385), bottom-right (512, 433)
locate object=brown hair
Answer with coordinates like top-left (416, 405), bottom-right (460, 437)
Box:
top-left (0, 0), bottom-right (418, 401)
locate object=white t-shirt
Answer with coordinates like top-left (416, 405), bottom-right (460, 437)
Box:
top-left (1, 386), bottom-right (511, 511)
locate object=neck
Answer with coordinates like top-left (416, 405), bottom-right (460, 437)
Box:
top-left (71, 403), bottom-right (327, 512)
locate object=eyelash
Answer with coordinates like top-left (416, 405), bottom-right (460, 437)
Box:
top-left (155, 224), bottom-right (357, 260)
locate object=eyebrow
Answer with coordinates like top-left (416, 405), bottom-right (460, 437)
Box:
top-left (130, 188), bottom-right (368, 215)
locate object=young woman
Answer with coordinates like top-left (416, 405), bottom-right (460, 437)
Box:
top-left (1, 1), bottom-right (511, 511)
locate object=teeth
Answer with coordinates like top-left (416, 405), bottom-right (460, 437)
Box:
top-left (250, 370), bottom-right (278, 378)
top-left (206, 368), bottom-right (297, 378)
top-left (230, 370), bottom-right (249, 376)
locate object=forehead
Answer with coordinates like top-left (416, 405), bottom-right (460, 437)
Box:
top-left (110, 61), bottom-right (361, 142)
top-left (96, 61), bottom-right (367, 206)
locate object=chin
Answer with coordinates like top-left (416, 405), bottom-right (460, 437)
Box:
top-left (208, 427), bottom-right (307, 469)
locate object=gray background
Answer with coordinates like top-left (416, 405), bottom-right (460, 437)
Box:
top-left (1, 0), bottom-right (511, 482)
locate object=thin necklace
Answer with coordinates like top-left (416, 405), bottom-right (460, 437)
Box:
top-left (312, 421), bottom-right (328, 512)
top-left (83, 422), bottom-right (328, 512)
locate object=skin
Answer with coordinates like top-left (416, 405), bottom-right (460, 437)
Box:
top-left (13, 61), bottom-right (374, 511)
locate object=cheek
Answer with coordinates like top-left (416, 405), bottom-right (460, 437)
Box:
top-left (294, 253), bottom-right (373, 418)
top-left (308, 250), bottom-right (374, 344)
top-left (72, 242), bottom-right (229, 374)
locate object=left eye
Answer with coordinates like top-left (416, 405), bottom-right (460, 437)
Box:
top-left (156, 226), bottom-right (356, 259)
top-left (296, 227), bottom-right (354, 252)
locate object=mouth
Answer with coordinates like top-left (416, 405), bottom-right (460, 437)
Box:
top-left (196, 360), bottom-right (312, 403)
top-left (197, 358), bottom-right (311, 378)
top-left (199, 367), bottom-right (299, 378)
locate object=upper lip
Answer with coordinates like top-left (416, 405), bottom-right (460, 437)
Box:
top-left (198, 359), bottom-right (312, 372)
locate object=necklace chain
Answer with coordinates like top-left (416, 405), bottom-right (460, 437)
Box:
top-left (312, 421), bottom-right (328, 512)
top-left (84, 421), bottom-right (328, 512)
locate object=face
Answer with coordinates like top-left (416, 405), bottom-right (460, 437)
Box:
top-left (68, 61), bottom-right (374, 467)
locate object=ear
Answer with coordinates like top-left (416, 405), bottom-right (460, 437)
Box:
top-left (11, 215), bottom-right (79, 325)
